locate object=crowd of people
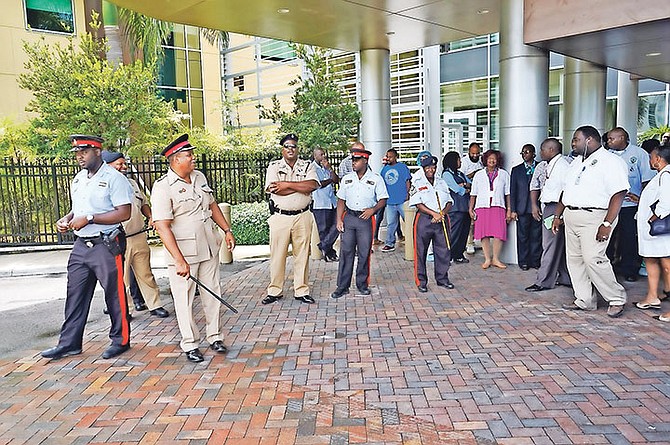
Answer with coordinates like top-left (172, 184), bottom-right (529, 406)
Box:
top-left (40, 126), bottom-right (670, 364)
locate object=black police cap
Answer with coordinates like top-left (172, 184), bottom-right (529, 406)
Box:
top-left (162, 134), bottom-right (195, 157)
top-left (280, 134), bottom-right (298, 146)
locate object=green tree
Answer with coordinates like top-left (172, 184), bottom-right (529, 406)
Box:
top-left (18, 18), bottom-right (180, 156)
top-left (259, 44), bottom-right (360, 152)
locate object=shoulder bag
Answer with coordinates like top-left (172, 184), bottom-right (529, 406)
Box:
top-left (649, 171), bottom-right (670, 236)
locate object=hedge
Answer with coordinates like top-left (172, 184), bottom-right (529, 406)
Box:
top-left (231, 202), bottom-right (270, 245)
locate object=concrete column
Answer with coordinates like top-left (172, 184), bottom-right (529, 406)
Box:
top-left (422, 46), bottom-right (442, 159)
top-left (499, 0), bottom-right (549, 264)
top-left (563, 57), bottom-right (607, 141)
top-left (616, 70), bottom-right (640, 139)
top-left (360, 49), bottom-right (392, 173)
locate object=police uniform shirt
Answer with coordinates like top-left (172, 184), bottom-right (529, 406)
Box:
top-left (123, 178), bottom-right (148, 235)
top-left (265, 158), bottom-right (319, 211)
top-left (610, 144), bottom-right (655, 208)
top-left (562, 148), bottom-right (630, 209)
top-left (535, 155), bottom-right (570, 204)
top-left (311, 160), bottom-right (337, 210)
top-left (408, 175), bottom-right (453, 213)
top-left (151, 168), bottom-right (221, 265)
top-left (470, 168), bottom-right (511, 209)
top-left (71, 162), bottom-right (133, 237)
top-left (337, 170), bottom-right (389, 211)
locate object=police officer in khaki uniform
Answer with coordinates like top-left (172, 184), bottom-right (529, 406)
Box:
top-left (101, 151), bottom-right (169, 318)
top-left (263, 134), bottom-right (320, 305)
top-left (151, 134), bottom-right (236, 363)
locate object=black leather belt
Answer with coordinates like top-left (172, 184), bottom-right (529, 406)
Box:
top-left (275, 205), bottom-right (310, 216)
top-left (566, 206), bottom-right (607, 212)
top-left (78, 235), bottom-right (104, 247)
top-left (346, 207), bottom-right (364, 217)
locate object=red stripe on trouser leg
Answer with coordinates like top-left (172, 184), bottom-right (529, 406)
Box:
top-left (115, 253), bottom-right (130, 345)
top-left (367, 215), bottom-right (375, 286)
top-left (413, 212), bottom-right (421, 286)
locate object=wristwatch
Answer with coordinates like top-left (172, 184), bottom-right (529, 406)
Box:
top-left (601, 220), bottom-right (611, 228)
top-left (86, 214), bottom-right (94, 224)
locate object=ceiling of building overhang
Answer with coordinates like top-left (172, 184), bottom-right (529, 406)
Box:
top-left (109, 0), bottom-right (670, 83)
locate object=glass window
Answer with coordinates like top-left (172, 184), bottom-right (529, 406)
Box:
top-left (188, 51), bottom-right (202, 89)
top-left (606, 68), bottom-right (618, 97)
top-left (441, 79), bottom-right (489, 113)
top-left (25, 0), bottom-right (74, 33)
top-left (549, 52), bottom-right (564, 69)
top-left (167, 24), bottom-right (186, 48)
top-left (489, 45), bottom-right (499, 76)
top-left (260, 40), bottom-right (296, 61)
top-left (549, 69), bottom-right (562, 102)
top-left (440, 47), bottom-right (487, 83)
top-left (190, 90), bottom-right (204, 127)
top-left (639, 79), bottom-right (666, 94)
top-left (490, 110), bottom-right (498, 142)
top-left (606, 98), bottom-right (617, 130)
top-left (638, 94), bottom-right (667, 131)
top-left (186, 25), bottom-right (200, 49)
top-left (548, 104), bottom-right (561, 139)
top-left (489, 77), bottom-right (499, 109)
top-left (447, 35), bottom-right (489, 51)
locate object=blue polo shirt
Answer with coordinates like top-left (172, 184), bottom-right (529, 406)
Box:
top-left (380, 162), bottom-right (411, 205)
top-left (610, 144), bottom-right (655, 208)
top-left (311, 161), bottom-right (337, 209)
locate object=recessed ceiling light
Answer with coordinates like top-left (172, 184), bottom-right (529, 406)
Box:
top-left (277, 8), bottom-right (290, 14)
top-left (477, 9), bottom-right (490, 14)
top-left (646, 52), bottom-right (661, 57)
top-left (386, 31), bottom-right (395, 36)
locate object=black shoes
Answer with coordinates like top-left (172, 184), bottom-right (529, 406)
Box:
top-left (625, 275), bottom-right (638, 282)
top-left (356, 287), bottom-right (371, 295)
top-left (102, 343), bottom-right (130, 359)
top-left (295, 295), bottom-right (315, 304)
top-left (453, 257), bottom-right (469, 264)
top-left (185, 349), bottom-right (204, 363)
top-left (134, 302), bottom-right (148, 311)
top-left (41, 346), bottom-right (82, 360)
top-left (262, 295), bottom-right (283, 305)
top-left (437, 282), bottom-right (455, 289)
top-left (210, 341), bottom-right (228, 354)
top-left (149, 307), bottom-right (169, 318)
top-left (525, 284), bottom-right (547, 292)
top-left (520, 264), bottom-right (530, 271)
top-left (417, 285), bottom-right (428, 293)
top-left (331, 288), bottom-right (349, 299)
top-left (323, 251), bottom-right (339, 262)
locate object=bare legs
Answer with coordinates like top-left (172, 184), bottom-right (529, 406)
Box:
top-left (480, 237), bottom-right (506, 269)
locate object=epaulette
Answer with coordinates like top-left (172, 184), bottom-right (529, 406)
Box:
top-left (155, 174), bottom-right (167, 182)
top-left (269, 159), bottom-right (282, 166)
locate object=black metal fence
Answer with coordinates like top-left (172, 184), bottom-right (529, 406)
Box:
top-left (0, 151), bottom-right (347, 246)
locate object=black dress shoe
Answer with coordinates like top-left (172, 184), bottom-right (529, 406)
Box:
top-left (525, 284), bottom-right (547, 292)
top-left (185, 348), bottom-right (204, 363)
top-left (102, 344), bottom-right (130, 359)
top-left (103, 307), bottom-right (109, 315)
top-left (437, 282), bottom-right (455, 289)
top-left (149, 307), bottom-right (170, 318)
top-left (134, 302), bottom-right (148, 311)
top-left (625, 275), bottom-right (638, 282)
top-left (417, 285), bottom-right (428, 293)
top-left (261, 295), bottom-right (283, 305)
top-left (330, 288), bottom-right (349, 299)
top-left (326, 252), bottom-right (339, 262)
top-left (356, 287), bottom-right (371, 295)
top-left (41, 346), bottom-right (82, 360)
top-left (520, 264), bottom-right (530, 271)
top-left (210, 341), bottom-right (228, 354)
top-left (454, 257), bottom-right (469, 264)
top-left (295, 295), bottom-right (315, 304)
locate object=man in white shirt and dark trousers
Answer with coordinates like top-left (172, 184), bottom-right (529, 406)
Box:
top-left (311, 148), bottom-right (340, 261)
top-left (552, 126), bottom-right (629, 318)
top-left (525, 138), bottom-right (572, 292)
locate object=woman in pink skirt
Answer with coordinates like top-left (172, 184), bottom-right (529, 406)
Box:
top-left (468, 150), bottom-right (512, 269)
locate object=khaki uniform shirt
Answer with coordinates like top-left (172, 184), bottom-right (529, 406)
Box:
top-left (123, 178), bottom-right (148, 235)
top-left (265, 158), bottom-right (318, 211)
top-left (151, 169), bottom-right (222, 265)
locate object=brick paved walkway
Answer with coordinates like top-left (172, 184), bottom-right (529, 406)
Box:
top-left (1, 248), bottom-right (669, 444)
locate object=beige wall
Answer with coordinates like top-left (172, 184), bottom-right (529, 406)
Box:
top-left (0, 1), bottom-right (87, 123)
top-left (201, 38), bottom-right (223, 134)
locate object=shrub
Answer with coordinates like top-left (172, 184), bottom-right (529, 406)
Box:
top-left (231, 201), bottom-right (270, 245)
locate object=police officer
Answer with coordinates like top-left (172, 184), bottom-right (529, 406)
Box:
top-left (151, 134), bottom-right (236, 363)
top-left (409, 156), bottom-right (455, 292)
top-left (41, 135), bottom-right (133, 360)
top-left (263, 134), bottom-right (320, 305)
top-left (331, 143), bottom-right (389, 299)
top-left (552, 125), bottom-right (629, 318)
top-left (101, 151), bottom-right (169, 318)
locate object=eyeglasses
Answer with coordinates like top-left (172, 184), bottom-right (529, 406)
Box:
top-left (283, 144), bottom-right (297, 149)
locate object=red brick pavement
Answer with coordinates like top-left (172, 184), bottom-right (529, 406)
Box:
top-left (1, 248), bottom-right (670, 444)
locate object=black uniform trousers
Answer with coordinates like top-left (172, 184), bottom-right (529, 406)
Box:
top-left (606, 206), bottom-right (640, 277)
top-left (413, 212), bottom-right (451, 287)
top-left (516, 213), bottom-right (542, 267)
top-left (57, 235), bottom-right (130, 350)
top-left (313, 208), bottom-right (339, 256)
top-left (336, 212), bottom-right (374, 291)
top-left (448, 211), bottom-right (470, 261)
top-left (534, 203), bottom-right (571, 288)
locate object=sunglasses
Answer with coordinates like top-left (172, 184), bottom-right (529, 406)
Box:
top-left (283, 144), bottom-right (297, 149)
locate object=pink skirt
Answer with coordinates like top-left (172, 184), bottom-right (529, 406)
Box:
top-left (474, 207), bottom-right (507, 241)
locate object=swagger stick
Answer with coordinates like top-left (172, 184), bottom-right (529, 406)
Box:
top-left (188, 275), bottom-right (239, 313)
top-left (435, 192), bottom-right (451, 250)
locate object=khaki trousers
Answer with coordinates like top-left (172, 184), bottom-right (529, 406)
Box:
top-left (267, 211), bottom-right (313, 297)
top-left (167, 254), bottom-right (222, 352)
top-left (124, 234), bottom-right (161, 311)
top-left (564, 208), bottom-right (627, 309)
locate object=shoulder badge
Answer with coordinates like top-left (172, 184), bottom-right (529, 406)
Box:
top-left (630, 156), bottom-right (637, 164)
top-left (365, 180), bottom-right (375, 186)
top-left (418, 185), bottom-right (429, 191)
top-left (344, 179), bottom-right (353, 184)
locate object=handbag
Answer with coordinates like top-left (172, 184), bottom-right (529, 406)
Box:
top-left (649, 171), bottom-right (670, 236)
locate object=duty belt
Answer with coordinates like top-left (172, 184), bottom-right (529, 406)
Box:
top-left (565, 206), bottom-right (607, 212)
top-left (78, 234), bottom-right (105, 248)
top-left (274, 205), bottom-right (310, 216)
top-left (345, 207), bottom-right (364, 217)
